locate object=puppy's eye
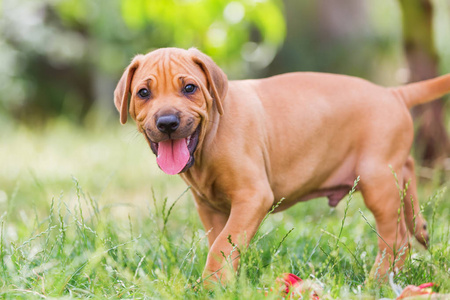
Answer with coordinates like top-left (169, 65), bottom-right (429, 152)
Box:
top-left (183, 84), bottom-right (197, 94)
top-left (137, 88), bottom-right (150, 99)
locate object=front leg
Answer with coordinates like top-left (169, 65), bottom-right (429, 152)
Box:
top-left (202, 188), bottom-right (273, 285)
top-left (195, 197), bottom-right (229, 248)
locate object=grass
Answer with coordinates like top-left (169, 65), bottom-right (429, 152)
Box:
top-left (0, 117), bottom-right (449, 299)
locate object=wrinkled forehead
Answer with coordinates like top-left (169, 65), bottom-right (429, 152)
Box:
top-left (133, 49), bottom-right (206, 86)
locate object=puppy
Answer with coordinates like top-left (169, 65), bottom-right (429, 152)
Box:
top-left (114, 47), bottom-right (450, 283)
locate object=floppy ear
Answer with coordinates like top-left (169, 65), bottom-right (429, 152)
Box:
top-left (189, 48), bottom-right (228, 115)
top-left (114, 55), bottom-right (142, 124)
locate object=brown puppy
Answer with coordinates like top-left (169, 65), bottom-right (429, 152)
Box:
top-left (114, 47), bottom-right (450, 283)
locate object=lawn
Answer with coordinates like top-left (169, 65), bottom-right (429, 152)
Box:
top-left (0, 116), bottom-right (449, 299)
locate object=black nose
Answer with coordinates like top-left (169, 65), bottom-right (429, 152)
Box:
top-left (156, 114), bottom-right (180, 134)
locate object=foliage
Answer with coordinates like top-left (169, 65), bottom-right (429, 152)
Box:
top-left (119, 0), bottom-right (285, 69)
top-left (0, 0), bottom-right (285, 122)
top-left (1, 0), bottom-right (449, 124)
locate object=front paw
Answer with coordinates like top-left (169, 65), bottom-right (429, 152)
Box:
top-left (201, 261), bottom-right (235, 288)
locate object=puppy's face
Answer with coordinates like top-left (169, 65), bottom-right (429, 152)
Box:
top-left (114, 48), bottom-right (228, 175)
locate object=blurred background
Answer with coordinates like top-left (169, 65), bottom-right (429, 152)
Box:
top-left (0, 0), bottom-right (449, 218)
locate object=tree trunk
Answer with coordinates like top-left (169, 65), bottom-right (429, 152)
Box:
top-left (399, 0), bottom-right (449, 166)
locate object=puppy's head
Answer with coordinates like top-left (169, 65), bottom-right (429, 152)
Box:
top-left (114, 48), bottom-right (228, 175)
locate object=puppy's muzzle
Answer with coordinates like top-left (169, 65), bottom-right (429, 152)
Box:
top-left (156, 114), bottom-right (180, 135)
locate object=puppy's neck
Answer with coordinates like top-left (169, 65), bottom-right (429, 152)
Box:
top-left (195, 106), bottom-right (221, 165)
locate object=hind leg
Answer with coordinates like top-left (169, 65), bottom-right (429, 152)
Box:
top-left (402, 156), bottom-right (429, 247)
top-left (359, 164), bottom-right (410, 280)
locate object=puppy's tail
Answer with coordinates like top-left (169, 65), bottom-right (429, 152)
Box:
top-left (390, 73), bottom-right (450, 109)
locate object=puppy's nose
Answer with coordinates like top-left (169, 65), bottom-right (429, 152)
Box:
top-left (156, 114), bottom-right (180, 134)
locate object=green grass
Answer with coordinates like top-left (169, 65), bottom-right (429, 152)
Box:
top-left (0, 118), bottom-right (449, 299)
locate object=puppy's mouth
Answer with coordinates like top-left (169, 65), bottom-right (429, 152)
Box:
top-left (147, 125), bottom-right (200, 175)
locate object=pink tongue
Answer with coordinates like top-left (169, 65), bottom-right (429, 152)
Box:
top-left (156, 138), bottom-right (190, 175)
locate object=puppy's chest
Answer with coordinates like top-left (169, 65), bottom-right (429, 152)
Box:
top-left (196, 189), bottom-right (231, 213)
top-left (181, 174), bottom-right (232, 213)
